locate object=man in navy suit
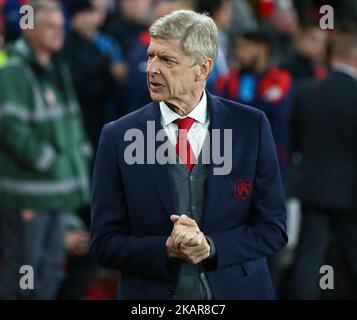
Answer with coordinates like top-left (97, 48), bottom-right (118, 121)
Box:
top-left (287, 23), bottom-right (357, 299)
top-left (91, 10), bottom-right (287, 300)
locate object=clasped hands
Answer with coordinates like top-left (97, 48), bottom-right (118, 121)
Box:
top-left (166, 214), bottom-right (211, 264)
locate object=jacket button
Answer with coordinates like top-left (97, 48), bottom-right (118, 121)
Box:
top-left (166, 286), bottom-right (174, 295)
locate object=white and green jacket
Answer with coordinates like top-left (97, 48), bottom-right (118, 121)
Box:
top-left (0, 38), bottom-right (91, 211)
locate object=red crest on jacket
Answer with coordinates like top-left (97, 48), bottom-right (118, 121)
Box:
top-left (234, 179), bottom-right (253, 200)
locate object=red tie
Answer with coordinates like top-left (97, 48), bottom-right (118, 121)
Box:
top-left (175, 117), bottom-right (196, 171)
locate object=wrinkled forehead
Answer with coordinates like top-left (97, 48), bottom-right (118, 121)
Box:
top-left (147, 37), bottom-right (187, 58)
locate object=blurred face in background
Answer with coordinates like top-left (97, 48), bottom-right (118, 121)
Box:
top-left (151, 1), bottom-right (193, 24)
top-left (71, 9), bottom-right (98, 39)
top-left (91, 0), bottom-right (109, 27)
top-left (295, 27), bottom-right (328, 63)
top-left (235, 37), bottom-right (269, 72)
top-left (119, 0), bottom-right (152, 24)
top-left (270, 10), bottom-right (298, 35)
top-left (213, 0), bottom-right (232, 31)
top-left (26, 9), bottom-right (64, 53)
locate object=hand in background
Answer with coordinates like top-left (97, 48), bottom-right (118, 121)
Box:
top-left (65, 229), bottom-right (90, 256)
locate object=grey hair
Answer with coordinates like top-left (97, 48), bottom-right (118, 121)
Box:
top-left (149, 10), bottom-right (218, 68)
top-left (27, 0), bottom-right (62, 24)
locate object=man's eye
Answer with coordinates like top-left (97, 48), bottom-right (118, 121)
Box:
top-left (162, 57), bottom-right (175, 65)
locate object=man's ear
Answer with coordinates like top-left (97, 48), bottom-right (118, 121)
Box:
top-left (195, 59), bottom-right (213, 82)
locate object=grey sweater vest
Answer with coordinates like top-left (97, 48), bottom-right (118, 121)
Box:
top-left (167, 154), bottom-right (212, 300)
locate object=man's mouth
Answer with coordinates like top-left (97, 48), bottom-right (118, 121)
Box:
top-left (150, 81), bottom-right (165, 91)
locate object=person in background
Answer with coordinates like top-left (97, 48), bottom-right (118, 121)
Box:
top-left (195, 0), bottom-right (232, 94)
top-left (102, 0), bottom-right (153, 58)
top-left (0, 0), bottom-right (91, 299)
top-left (215, 30), bottom-right (293, 183)
top-left (227, 0), bottom-right (258, 60)
top-left (280, 21), bottom-right (328, 83)
top-left (287, 22), bottom-right (357, 299)
top-left (62, 0), bottom-right (125, 150)
top-left (294, 0), bottom-right (357, 28)
top-left (56, 213), bottom-right (93, 300)
top-left (91, 0), bottom-right (127, 83)
top-left (256, 0), bottom-right (299, 65)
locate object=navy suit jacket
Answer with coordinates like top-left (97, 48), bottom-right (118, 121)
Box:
top-left (90, 91), bottom-right (288, 300)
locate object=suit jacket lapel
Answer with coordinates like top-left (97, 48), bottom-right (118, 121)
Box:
top-left (139, 102), bottom-right (176, 216)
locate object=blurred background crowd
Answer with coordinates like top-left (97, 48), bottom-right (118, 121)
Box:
top-left (0, 0), bottom-right (357, 300)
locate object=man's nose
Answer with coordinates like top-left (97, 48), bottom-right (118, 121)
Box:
top-left (147, 57), bottom-right (160, 75)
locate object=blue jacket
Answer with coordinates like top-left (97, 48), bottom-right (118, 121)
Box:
top-left (90, 92), bottom-right (288, 299)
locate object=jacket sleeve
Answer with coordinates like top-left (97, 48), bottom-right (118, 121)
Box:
top-left (208, 112), bottom-right (288, 269)
top-left (90, 123), bottom-right (173, 280)
top-left (0, 66), bottom-right (57, 172)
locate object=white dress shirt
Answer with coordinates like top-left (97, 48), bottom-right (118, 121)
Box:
top-left (159, 90), bottom-right (210, 159)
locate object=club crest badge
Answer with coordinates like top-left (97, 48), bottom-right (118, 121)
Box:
top-left (234, 179), bottom-right (252, 200)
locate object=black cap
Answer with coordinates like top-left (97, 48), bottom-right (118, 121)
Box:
top-left (62, 0), bottom-right (93, 18)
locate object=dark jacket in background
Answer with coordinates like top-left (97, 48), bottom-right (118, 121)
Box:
top-left (291, 71), bottom-right (357, 210)
top-left (101, 12), bottom-right (147, 59)
top-left (62, 30), bottom-right (118, 149)
top-left (280, 52), bottom-right (327, 83)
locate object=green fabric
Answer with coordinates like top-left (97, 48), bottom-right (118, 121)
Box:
top-left (0, 50), bottom-right (7, 68)
top-left (0, 38), bottom-right (91, 210)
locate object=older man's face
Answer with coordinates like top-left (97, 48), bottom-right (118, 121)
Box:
top-left (27, 10), bottom-right (64, 53)
top-left (146, 37), bottom-right (199, 102)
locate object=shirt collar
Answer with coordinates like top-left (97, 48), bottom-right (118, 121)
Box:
top-left (332, 61), bottom-right (357, 81)
top-left (159, 90), bottom-right (207, 127)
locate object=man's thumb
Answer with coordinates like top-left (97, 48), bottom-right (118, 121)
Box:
top-left (170, 215), bottom-right (180, 223)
